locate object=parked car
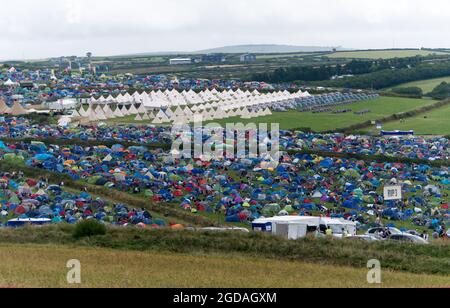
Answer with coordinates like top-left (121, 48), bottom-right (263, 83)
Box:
top-left (388, 234), bottom-right (429, 245)
top-left (345, 235), bottom-right (384, 242)
top-left (366, 227), bottom-right (402, 238)
top-left (406, 230), bottom-right (422, 237)
top-left (199, 227), bottom-right (250, 233)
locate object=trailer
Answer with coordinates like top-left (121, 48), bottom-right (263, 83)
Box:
top-left (252, 216), bottom-right (357, 240)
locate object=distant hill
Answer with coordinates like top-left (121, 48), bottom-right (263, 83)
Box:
top-left (116, 44), bottom-right (348, 57)
top-left (194, 44), bottom-right (346, 54)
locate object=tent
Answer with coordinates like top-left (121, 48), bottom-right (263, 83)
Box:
top-left (9, 102), bottom-right (28, 115)
top-left (0, 99), bottom-right (11, 114)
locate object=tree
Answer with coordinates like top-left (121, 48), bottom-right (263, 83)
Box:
top-left (391, 87), bottom-right (423, 98)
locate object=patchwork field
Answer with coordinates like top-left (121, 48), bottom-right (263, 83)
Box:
top-left (327, 50), bottom-right (448, 59)
top-left (108, 97), bottom-right (435, 132)
top-left (375, 103), bottom-right (450, 135)
top-left (387, 76), bottom-right (450, 93)
top-left (0, 244), bottom-right (448, 288)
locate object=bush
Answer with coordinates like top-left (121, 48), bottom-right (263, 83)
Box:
top-left (73, 220), bottom-right (107, 239)
top-left (429, 81), bottom-right (450, 99)
top-left (391, 87), bottom-right (423, 98)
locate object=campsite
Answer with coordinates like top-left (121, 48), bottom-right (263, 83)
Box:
top-left (0, 0), bottom-right (450, 290)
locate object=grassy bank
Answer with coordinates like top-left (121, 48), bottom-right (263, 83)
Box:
top-left (0, 226), bottom-right (448, 276)
top-left (0, 243), bottom-right (448, 288)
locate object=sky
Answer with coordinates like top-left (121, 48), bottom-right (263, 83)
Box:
top-left (1, 0), bottom-right (450, 60)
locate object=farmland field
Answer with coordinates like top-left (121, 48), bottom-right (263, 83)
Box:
top-left (374, 103), bottom-right (450, 135)
top-left (257, 53), bottom-right (319, 59)
top-left (1, 244), bottom-right (449, 288)
top-left (110, 97), bottom-right (435, 132)
top-left (387, 76), bottom-right (450, 93)
top-left (327, 50), bottom-right (448, 59)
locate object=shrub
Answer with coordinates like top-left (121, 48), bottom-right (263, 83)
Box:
top-left (391, 87), bottom-right (423, 98)
top-left (73, 220), bottom-right (107, 239)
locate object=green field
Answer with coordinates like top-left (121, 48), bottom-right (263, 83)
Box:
top-left (257, 53), bottom-right (317, 60)
top-left (387, 76), bottom-right (450, 93)
top-left (207, 97), bottom-right (434, 131)
top-left (327, 50), bottom-right (448, 59)
top-left (375, 103), bottom-right (450, 135)
top-left (0, 244), bottom-right (448, 288)
top-left (108, 97), bottom-right (435, 132)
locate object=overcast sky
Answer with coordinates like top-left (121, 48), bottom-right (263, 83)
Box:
top-left (1, 0), bottom-right (450, 60)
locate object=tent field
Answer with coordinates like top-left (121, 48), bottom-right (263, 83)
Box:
top-left (326, 50), bottom-right (449, 60)
top-left (107, 96), bottom-right (435, 132)
top-left (1, 244), bottom-right (448, 288)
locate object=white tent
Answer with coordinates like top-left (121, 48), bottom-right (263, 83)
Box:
top-left (87, 109), bottom-right (98, 122)
top-left (128, 104), bottom-right (139, 115)
top-left (95, 108), bottom-right (107, 121)
top-left (103, 105), bottom-right (116, 119)
top-left (137, 104), bottom-right (147, 114)
top-left (120, 106), bottom-right (130, 116)
top-left (113, 107), bottom-right (124, 118)
top-left (70, 109), bottom-right (81, 118)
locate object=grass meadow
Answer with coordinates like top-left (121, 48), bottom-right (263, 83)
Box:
top-left (108, 97), bottom-right (435, 132)
top-left (0, 243), bottom-right (449, 288)
top-left (327, 50), bottom-right (449, 60)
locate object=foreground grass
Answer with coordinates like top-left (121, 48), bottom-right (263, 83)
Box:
top-left (0, 226), bottom-right (448, 276)
top-left (0, 243), bottom-right (448, 288)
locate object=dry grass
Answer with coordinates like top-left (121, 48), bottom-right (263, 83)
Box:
top-left (0, 244), bottom-right (448, 288)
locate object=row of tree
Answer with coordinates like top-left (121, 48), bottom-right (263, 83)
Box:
top-left (252, 57), bottom-right (426, 83)
top-left (429, 82), bottom-right (450, 100)
top-left (317, 62), bottom-right (450, 89)
top-left (390, 87), bottom-right (424, 98)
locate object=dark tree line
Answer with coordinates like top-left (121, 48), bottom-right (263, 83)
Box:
top-left (320, 62), bottom-right (450, 89)
top-left (429, 82), bottom-right (450, 100)
top-left (391, 87), bottom-right (424, 98)
top-left (252, 57), bottom-right (424, 83)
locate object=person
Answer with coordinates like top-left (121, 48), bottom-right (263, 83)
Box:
top-left (342, 228), bottom-right (349, 237)
top-left (421, 231), bottom-right (429, 241)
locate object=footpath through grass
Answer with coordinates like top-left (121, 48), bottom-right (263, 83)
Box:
top-left (0, 243), bottom-right (448, 288)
